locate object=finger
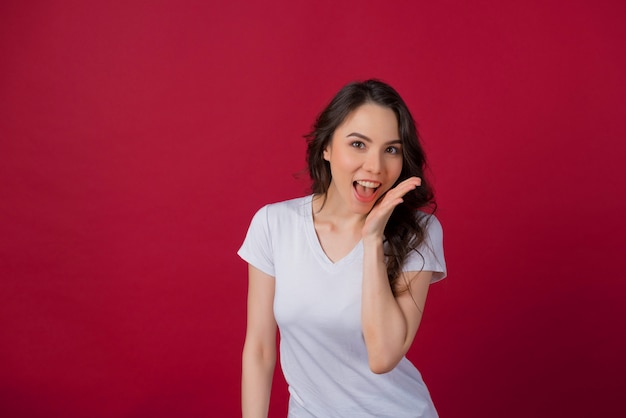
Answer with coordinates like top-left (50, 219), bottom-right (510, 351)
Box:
top-left (377, 197), bottom-right (404, 214)
top-left (393, 177), bottom-right (421, 192)
top-left (378, 177), bottom-right (422, 208)
top-left (401, 176), bottom-right (421, 187)
top-left (387, 180), bottom-right (419, 199)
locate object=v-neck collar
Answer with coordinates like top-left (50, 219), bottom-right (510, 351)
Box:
top-left (302, 195), bottom-right (363, 271)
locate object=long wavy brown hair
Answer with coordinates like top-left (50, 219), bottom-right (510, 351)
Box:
top-left (305, 79), bottom-right (436, 293)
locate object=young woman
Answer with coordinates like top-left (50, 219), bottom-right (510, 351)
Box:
top-left (238, 80), bottom-right (446, 418)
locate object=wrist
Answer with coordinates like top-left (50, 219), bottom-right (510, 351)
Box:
top-left (362, 235), bottom-right (385, 254)
top-left (363, 232), bottom-right (383, 242)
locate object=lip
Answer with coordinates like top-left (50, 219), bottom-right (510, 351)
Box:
top-left (352, 179), bottom-right (381, 203)
top-left (355, 179), bottom-right (382, 189)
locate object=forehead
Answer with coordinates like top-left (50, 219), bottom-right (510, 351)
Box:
top-left (337, 103), bottom-right (399, 139)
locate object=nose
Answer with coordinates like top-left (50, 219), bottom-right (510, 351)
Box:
top-left (363, 151), bottom-right (382, 174)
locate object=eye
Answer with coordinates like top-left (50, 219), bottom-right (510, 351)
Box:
top-left (351, 141), bottom-right (365, 149)
top-left (386, 146), bottom-right (400, 154)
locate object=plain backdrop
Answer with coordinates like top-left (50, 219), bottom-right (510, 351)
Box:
top-left (1, 1), bottom-right (625, 417)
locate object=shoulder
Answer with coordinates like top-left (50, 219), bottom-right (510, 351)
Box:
top-left (410, 211), bottom-right (446, 281)
top-left (415, 211), bottom-right (443, 240)
top-left (249, 195), bottom-right (310, 225)
top-left (265, 195), bottom-right (310, 211)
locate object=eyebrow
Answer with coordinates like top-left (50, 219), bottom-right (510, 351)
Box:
top-left (346, 132), bottom-right (402, 145)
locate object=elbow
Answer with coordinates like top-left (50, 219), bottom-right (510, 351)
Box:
top-left (368, 355), bottom-right (401, 374)
top-left (363, 333), bottom-right (405, 374)
top-left (242, 338), bottom-right (276, 369)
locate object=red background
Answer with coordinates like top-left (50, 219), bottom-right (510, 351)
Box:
top-left (1, 1), bottom-right (625, 417)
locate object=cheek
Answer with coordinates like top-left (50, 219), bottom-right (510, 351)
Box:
top-left (331, 150), bottom-right (357, 171)
top-left (391, 159), bottom-right (403, 180)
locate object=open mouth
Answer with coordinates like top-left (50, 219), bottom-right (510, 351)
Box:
top-left (353, 180), bottom-right (381, 201)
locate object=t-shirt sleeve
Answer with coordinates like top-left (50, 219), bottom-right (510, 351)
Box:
top-left (402, 214), bottom-right (447, 283)
top-left (237, 205), bottom-right (275, 277)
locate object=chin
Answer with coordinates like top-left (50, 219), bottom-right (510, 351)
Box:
top-left (350, 200), bottom-right (376, 215)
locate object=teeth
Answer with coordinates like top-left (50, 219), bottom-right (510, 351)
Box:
top-left (356, 180), bottom-right (380, 189)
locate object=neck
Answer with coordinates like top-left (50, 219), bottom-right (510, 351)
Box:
top-left (312, 189), bottom-right (367, 230)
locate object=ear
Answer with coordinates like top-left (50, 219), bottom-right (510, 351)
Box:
top-left (323, 145), bottom-right (330, 162)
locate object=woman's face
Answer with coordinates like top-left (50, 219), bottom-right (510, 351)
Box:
top-left (323, 103), bottom-right (403, 215)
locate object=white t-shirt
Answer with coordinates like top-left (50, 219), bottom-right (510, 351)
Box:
top-left (238, 195), bottom-right (446, 418)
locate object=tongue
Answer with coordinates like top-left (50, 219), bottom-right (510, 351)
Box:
top-left (355, 183), bottom-right (375, 198)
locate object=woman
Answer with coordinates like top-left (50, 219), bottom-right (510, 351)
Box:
top-left (238, 79), bottom-right (446, 417)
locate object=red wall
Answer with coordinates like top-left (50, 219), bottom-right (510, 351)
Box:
top-left (1, 1), bottom-right (625, 417)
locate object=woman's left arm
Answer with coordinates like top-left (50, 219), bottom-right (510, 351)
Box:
top-left (361, 176), bottom-right (432, 374)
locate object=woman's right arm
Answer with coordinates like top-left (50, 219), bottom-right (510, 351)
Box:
top-left (242, 264), bottom-right (277, 418)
